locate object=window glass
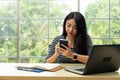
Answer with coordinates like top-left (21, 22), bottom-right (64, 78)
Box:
top-left (110, 39), bottom-right (120, 44)
top-left (0, 1), bottom-right (17, 18)
top-left (111, 20), bottom-right (120, 38)
top-left (0, 0), bottom-right (120, 63)
top-left (0, 38), bottom-right (17, 62)
top-left (81, 0), bottom-right (109, 18)
top-left (92, 39), bottom-right (109, 45)
top-left (49, 19), bottom-right (63, 38)
top-left (20, 19), bottom-right (48, 38)
top-left (0, 19), bottom-right (17, 37)
top-left (110, 0), bottom-right (120, 18)
top-left (49, 0), bottom-right (78, 38)
top-left (20, 39), bottom-right (48, 62)
top-left (49, 0), bottom-right (78, 18)
top-left (87, 19), bottom-right (109, 38)
top-left (20, 0), bottom-right (48, 19)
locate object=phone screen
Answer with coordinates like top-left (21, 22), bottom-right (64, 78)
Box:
top-left (60, 39), bottom-right (68, 49)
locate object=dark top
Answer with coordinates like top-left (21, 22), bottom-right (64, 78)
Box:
top-left (44, 35), bottom-right (93, 63)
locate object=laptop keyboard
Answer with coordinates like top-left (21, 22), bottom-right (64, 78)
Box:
top-left (75, 68), bottom-right (84, 71)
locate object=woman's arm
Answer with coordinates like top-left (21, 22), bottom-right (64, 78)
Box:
top-left (72, 53), bottom-right (89, 64)
top-left (45, 36), bottom-right (64, 63)
top-left (45, 42), bottom-right (62, 63)
top-left (58, 44), bottom-right (89, 64)
top-left (45, 53), bottom-right (59, 63)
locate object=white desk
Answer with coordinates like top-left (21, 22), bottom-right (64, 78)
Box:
top-left (0, 63), bottom-right (119, 80)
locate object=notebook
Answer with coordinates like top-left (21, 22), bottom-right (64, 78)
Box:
top-left (65, 44), bottom-right (120, 75)
top-left (16, 63), bottom-right (64, 72)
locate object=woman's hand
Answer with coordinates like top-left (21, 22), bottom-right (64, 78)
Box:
top-left (54, 42), bottom-right (61, 56)
top-left (58, 44), bottom-right (73, 59)
top-left (46, 42), bottom-right (62, 63)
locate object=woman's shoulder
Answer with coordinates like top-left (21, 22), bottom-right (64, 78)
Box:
top-left (87, 34), bottom-right (91, 38)
top-left (51, 35), bottom-right (65, 44)
top-left (54, 35), bottom-right (65, 40)
top-left (87, 35), bottom-right (92, 41)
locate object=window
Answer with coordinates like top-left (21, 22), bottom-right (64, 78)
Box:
top-left (0, 0), bottom-right (120, 63)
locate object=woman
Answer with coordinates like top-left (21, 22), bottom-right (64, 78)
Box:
top-left (45, 12), bottom-right (92, 64)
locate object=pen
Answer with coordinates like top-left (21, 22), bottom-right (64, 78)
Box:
top-left (17, 67), bottom-right (44, 73)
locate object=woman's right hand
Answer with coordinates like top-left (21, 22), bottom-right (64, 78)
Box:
top-left (46, 42), bottom-right (61, 63)
top-left (54, 42), bottom-right (61, 56)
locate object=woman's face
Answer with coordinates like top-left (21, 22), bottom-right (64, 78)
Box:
top-left (65, 19), bottom-right (77, 37)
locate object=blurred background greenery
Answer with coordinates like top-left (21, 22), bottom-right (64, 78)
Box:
top-left (0, 0), bottom-right (120, 63)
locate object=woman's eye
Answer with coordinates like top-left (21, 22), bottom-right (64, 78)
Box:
top-left (67, 25), bottom-right (71, 27)
top-left (74, 27), bottom-right (77, 29)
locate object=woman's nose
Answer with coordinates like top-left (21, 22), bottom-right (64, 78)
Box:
top-left (69, 27), bottom-right (73, 32)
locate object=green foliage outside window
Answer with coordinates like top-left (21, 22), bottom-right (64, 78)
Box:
top-left (0, 0), bottom-right (120, 63)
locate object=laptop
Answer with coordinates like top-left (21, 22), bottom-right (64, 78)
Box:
top-left (65, 44), bottom-right (120, 75)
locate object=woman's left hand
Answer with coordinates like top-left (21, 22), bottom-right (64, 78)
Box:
top-left (58, 44), bottom-right (73, 58)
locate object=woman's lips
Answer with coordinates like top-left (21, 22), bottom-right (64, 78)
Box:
top-left (69, 33), bottom-right (73, 35)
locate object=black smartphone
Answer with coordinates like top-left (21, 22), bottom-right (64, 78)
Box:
top-left (60, 39), bottom-right (68, 49)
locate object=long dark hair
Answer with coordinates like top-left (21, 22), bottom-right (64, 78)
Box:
top-left (62, 12), bottom-right (88, 55)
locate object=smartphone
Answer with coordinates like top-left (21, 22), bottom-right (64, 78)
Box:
top-left (60, 39), bottom-right (68, 49)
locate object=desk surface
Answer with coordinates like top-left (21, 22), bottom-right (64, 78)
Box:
top-left (0, 63), bottom-right (119, 80)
